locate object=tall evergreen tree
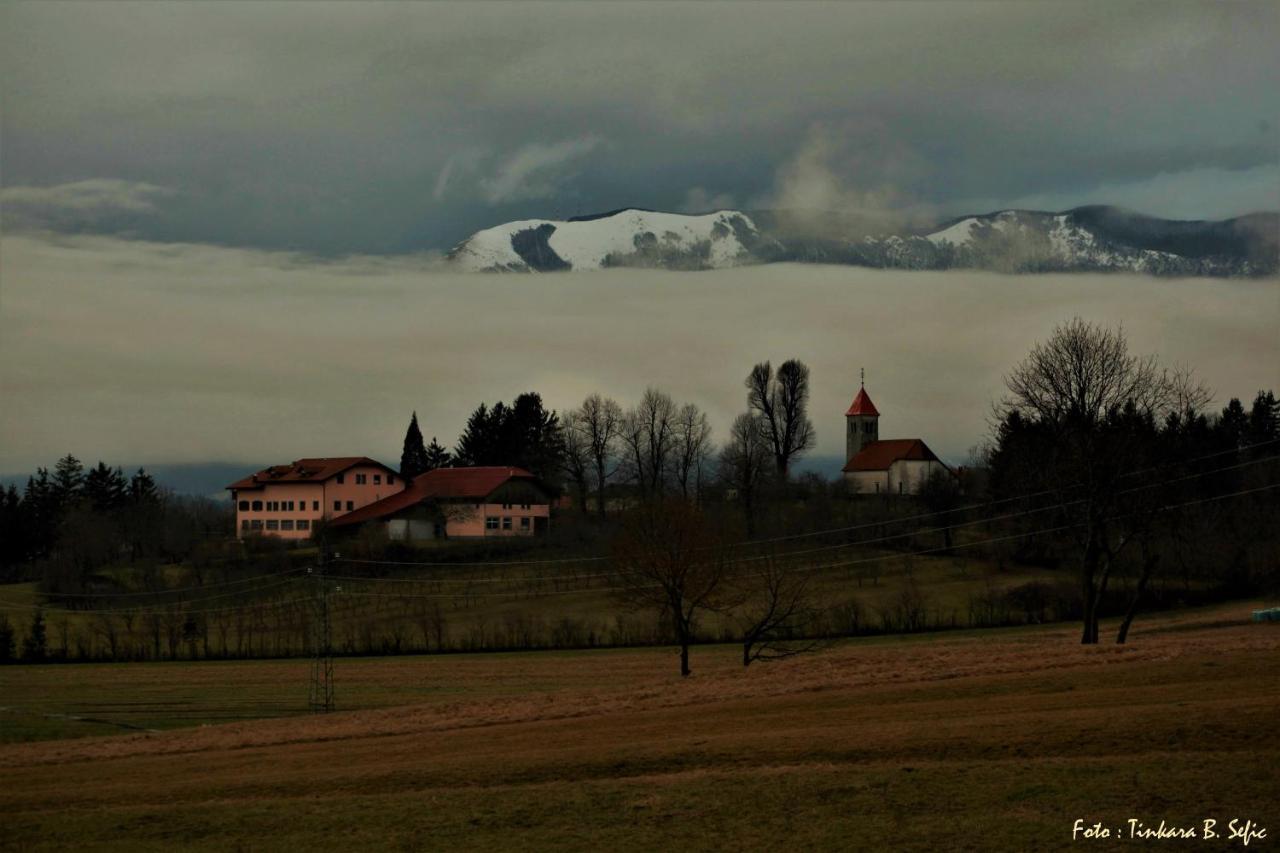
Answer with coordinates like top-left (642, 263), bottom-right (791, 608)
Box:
top-left (424, 436), bottom-right (452, 470)
top-left (130, 469), bottom-right (159, 504)
top-left (400, 411), bottom-right (429, 481)
top-left (454, 403), bottom-right (495, 467)
top-left (452, 394), bottom-right (565, 482)
top-left (1219, 398), bottom-right (1249, 448)
top-left (51, 454), bottom-right (84, 509)
top-left (1247, 390), bottom-right (1279, 446)
top-left (84, 462), bottom-right (129, 511)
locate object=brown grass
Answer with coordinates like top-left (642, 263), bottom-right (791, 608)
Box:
top-left (1, 603), bottom-right (1277, 851)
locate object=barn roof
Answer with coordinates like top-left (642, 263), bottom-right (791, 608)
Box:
top-left (842, 439), bottom-right (940, 472)
top-left (845, 387), bottom-right (880, 417)
top-left (227, 457), bottom-right (396, 491)
top-left (329, 466), bottom-right (548, 528)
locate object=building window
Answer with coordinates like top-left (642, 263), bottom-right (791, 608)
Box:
top-left (297, 519), bottom-right (311, 531)
top-left (520, 503), bottom-right (531, 510)
top-left (346, 500), bottom-right (354, 511)
top-left (250, 519), bottom-right (263, 530)
top-left (312, 501), bottom-right (319, 510)
top-left (238, 500), bottom-right (249, 511)
top-left (287, 500), bottom-right (295, 511)
top-left (356, 473), bottom-right (367, 485)
top-left (281, 519), bottom-right (295, 531)
top-left (502, 502), bottom-right (512, 510)
top-left (336, 473), bottom-right (345, 484)
top-left (388, 475), bottom-right (395, 485)
top-left (520, 517), bottom-right (530, 531)
top-left (485, 516), bottom-right (499, 531)
top-left (502, 517), bottom-right (512, 530)
top-left (241, 519), bottom-right (249, 530)
top-left (252, 500), bottom-right (263, 512)
top-left (334, 500), bottom-right (341, 511)
top-left (373, 474), bottom-right (381, 485)
top-left (266, 520), bottom-right (279, 531)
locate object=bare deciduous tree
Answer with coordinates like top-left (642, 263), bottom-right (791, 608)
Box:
top-left (736, 555), bottom-right (821, 666)
top-left (621, 388), bottom-right (678, 497)
top-left (746, 359), bottom-right (816, 478)
top-left (574, 393), bottom-right (623, 519)
top-left (672, 403), bottom-right (713, 501)
top-left (719, 412), bottom-right (773, 536)
top-left (612, 499), bottom-right (728, 677)
top-left (997, 318), bottom-right (1207, 644)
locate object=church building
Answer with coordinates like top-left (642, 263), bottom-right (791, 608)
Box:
top-left (841, 375), bottom-right (948, 496)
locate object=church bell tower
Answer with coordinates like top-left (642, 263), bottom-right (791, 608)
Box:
top-left (845, 369), bottom-right (880, 463)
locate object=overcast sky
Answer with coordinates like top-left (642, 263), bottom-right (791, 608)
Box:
top-left (2, 1), bottom-right (1278, 254)
top-left (1, 2), bottom-right (1277, 477)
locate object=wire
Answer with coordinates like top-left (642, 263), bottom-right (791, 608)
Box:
top-left (34, 567), bottom-right (306, 597)
top-left (330, 437), bottom-right (1280, 569)
top-left (313, 481), bottom-right (1279, 600)
top-left (317, 452), bottom-right (1280, 584)
top-left (0, 577), bottom-right (306, 615)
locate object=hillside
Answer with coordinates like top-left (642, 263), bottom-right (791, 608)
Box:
top-left (448, 206), bottom-right (1278, 276)
top-left (2, 603), bottom-right (1276, 850)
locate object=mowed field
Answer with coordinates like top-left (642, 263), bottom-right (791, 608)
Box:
top-left (1, 604), bottom-right (1277, 851)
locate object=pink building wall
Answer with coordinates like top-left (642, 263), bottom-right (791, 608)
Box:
top-left (233, 464), bottom-right (403, 540)
top-left (444, 501), bottom-right (551, 537)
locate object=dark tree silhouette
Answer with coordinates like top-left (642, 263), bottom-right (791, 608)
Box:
top-left (400, 411), bottom-right (429, 482)
top-left (746, 359), bottom-right (816, 478)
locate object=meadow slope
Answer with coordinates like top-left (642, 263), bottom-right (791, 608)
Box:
top-left (1, 604), bottom-right (1277, 851)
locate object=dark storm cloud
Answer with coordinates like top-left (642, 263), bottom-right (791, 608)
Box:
top-left (1, 1), bottom-right (1277, 253)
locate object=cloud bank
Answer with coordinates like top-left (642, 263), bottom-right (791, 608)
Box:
top-left (2, 231), bottom-right (1275, 474)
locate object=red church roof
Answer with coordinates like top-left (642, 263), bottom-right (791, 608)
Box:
top-left (845, 387), bottom-right (880, 417)
top-left (842, 439), bottom-right (939, 472)
top-left (227, 457), bottom-right (396, 491)
top-left (330, 466), bottom-right (547, 528)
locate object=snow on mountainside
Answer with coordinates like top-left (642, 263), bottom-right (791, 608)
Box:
top-left (448, 209), bottom-right (762, 272)
top-left (449, 205), bottom-right (1278, 276)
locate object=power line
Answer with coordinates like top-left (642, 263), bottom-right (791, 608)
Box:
top-left (331, 437), bottom-right (1280, 570)
top-left (314, 481), bottom-right (1280, 600)
top-left (34, 567), bottom-right (306, 597)
top-left (321, 452), bottom-right (1280, 584)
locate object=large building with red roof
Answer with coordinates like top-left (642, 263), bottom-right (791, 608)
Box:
top-left (330, 466), bottom-right (555, 541)
top-left (841, 381), bottom-right (948, 495)
top-left (227, 457), bottom-right (403, 540)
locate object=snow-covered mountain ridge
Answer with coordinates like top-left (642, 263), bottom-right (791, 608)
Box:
top-left (447, 206), bottom-right (1277, 276)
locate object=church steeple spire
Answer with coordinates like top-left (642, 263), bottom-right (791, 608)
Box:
top-left (845, 374), bottom-right (880, 462)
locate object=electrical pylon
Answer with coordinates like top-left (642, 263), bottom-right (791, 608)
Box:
top-left (308, 547), bottom-right (335, 713)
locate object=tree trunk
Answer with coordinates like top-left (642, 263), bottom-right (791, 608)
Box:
top-left (680, 641), bottom-right (691, 677)
top-left (1117, 556), bottom-right (1158, 644)
top-left (1080, 540), bottom-right (1100, 645)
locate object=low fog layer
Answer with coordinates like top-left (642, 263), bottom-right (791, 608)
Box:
top-left (1, 232), bottom-right (1276, 475)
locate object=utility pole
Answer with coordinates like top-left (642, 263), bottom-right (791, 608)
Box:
top-left (308, 545), bottom-right (335, 713)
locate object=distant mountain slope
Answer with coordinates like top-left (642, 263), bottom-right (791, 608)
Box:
top-left (448, 209), bottom-right (765, 272)
top-left (448, 206), bottom-right (1277, 276)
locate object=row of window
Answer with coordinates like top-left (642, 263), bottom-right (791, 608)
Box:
top-left (500, 502), bottom-right (533, 510)
top-left (238, 499), bottom-right (358, 512)
top-left (242, 519), bottom-right (312, 532)
top-left (485, 516), bottom-right (532, 531)
top-left (239, 499), bottom-right (320, 512)
top-left (336, 472), bottom-right (393, 486)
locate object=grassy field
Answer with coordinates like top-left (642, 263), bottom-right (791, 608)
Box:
top-left (1, 602), bottom-right (1277, 851)
top-left (0, 546), bottom-right (1070, 661)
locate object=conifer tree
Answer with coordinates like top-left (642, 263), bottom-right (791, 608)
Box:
top-left (424, 436), bottom-right (452, 471)
top-left (130, 469), bottom-right (159, 504)
top-left (51, 454), bottom-right (84, 509)
top-left (400, 411), bottom-right (429, 481)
